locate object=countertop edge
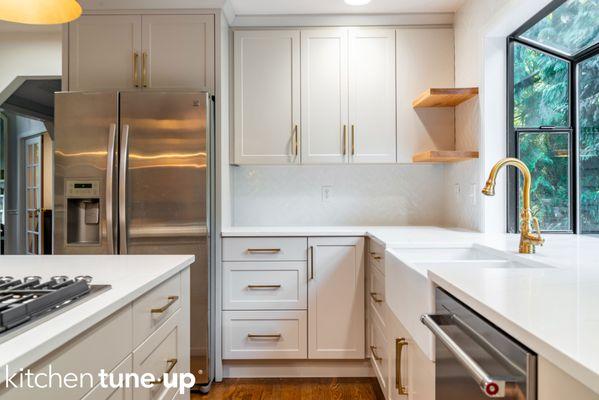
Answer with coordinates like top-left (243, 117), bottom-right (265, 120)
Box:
top-left (0, 256), bottom-right (194, 384)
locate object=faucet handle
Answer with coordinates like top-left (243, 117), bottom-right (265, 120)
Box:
top-left (532, 217), bottom-right (544, 245)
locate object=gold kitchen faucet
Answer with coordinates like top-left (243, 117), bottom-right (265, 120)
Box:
top-left (482, 157), bottom-right (544, 254)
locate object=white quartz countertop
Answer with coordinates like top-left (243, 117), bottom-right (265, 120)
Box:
top-left (0, 255), bottom-right (194, 383)
top-left (221, 225), bottom-right (599, 394)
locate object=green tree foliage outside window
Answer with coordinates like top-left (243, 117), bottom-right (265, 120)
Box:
top-left (579, 54), bottom-right (599, 232)
top-left (513, 43), bottom-right (571, 230)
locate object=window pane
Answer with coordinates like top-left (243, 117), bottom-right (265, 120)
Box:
top-left (518, 131), bottom-right (571, 231)
top-left (579, 54), bottom-right (599, 232)
top-left (520, 0), bottom-right (599, 56)
top-left (513, 43), bottom-right (569, 128)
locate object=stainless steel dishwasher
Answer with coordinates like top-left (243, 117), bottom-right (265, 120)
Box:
top-left (422, 288), bottom-right (536, 399)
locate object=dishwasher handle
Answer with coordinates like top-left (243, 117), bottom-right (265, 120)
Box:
top-left (421, 314), bottom-right (507, 398)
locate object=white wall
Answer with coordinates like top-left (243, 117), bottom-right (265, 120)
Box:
top-left (0, 30), bottom-right (62, 95)
top-left (231, 165), bottom-right (446, 226)
top-left (445, 0), bottom-right (554, 232)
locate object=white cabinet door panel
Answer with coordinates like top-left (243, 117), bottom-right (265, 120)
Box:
top-left (142, 15), bottom-right (214, 91)
top-left (396, 28), bottom-right (455, 163)
top-left (301, 29), bottom-right (349, 164)
top-left (233, 30), bottom-right (300, 164)
top-left (69, 15), bottom-right (142, 91)
top-left (308, 237), bottom-right (364, 359)
top-left (349, 29), bottom-right (396, 163)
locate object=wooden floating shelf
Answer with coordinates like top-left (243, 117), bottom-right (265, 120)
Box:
top-left (412, 87), bottom-right (479, 108)
top-left (412, 150), bottom-right (479, 163)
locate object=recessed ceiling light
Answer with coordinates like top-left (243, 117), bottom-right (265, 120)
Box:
top-left (344, 0), bottom-right (372, 6)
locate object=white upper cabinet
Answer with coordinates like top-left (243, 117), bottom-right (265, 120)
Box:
top-left (308, 237), bottom-right (364, 359)
top-left (301, 29), bottom-right (349, 164)
top-left (233, 30), bottom-right (301, 165)
top-left (141, 15), bottom-right (214, 90)
top-left (396, 28), bottom-right (455, 163)
top-left (68, 14), bottom-right (215, 92)
top-left (348, 29), bottom-right (397, 163)
top-left (69, 15), bottom-right (142, 91)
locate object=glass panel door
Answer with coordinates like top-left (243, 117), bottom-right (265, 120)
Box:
top-left (24, 136), bottom-right (42, 255)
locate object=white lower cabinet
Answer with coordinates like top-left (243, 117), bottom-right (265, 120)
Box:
top-left (222, 310), bottom-right (307, 360)
top-left (0, 270), bottom-right (190, 400)
top-left (366, 238), bottom-right (434, 400)
top-left (308, 237), bottom-right (365, 359)
top-left (221, 236), bottom-right (365, 362)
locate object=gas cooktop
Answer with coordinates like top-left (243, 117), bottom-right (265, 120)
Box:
top-left (0, 275), bottom-right (110, 342)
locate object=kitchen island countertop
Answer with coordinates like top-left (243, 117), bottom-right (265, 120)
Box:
top-left (0, 255), bottom-right (194, 383)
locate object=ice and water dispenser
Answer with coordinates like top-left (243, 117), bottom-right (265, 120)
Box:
top-left (65, 180), bottom-right (100, 245)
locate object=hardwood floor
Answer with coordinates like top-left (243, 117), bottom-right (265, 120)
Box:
top-left (192, 378), bottom-right (385, 400)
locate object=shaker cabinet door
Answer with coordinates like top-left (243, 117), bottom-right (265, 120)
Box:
top-left (307, 237), bottom-right (365, 359)
top-left (348, 28), bottom-right (397, 163)
top-left (69, 15), bottom-right (142, 91)
top-left (233, 30), bottom-right (301, 165)
top-left (300, 29), bottom-right (349, 164)
top-left (141, 15), bottom-right (215, 91)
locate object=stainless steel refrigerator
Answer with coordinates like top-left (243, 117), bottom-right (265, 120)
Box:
top-left (53, 90), bottom-right (214, 388)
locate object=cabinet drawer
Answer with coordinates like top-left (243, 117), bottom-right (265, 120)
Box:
top-left (223, 310), bottom-right (307, 359)
top-left (133, 310), bottom-right (181, 400)
top-left (368, 239), bottom-right (385, 276)
top-left (369, 265), bottom-right (387, 329)
top-left (0, 307), bottom-right (132, 400)
top-left (133, 273), bottom-right (181, 348)
top-left (223, 237), bottom-right (307, 261)
top-left (223, 262), bottom-right (307, 310)
top-left (81, 355), bottom-right (133, 400)
top-left (370, 316), bottom-right (389, 395)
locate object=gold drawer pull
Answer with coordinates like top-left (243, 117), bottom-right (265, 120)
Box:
top-left (248, 333), bottom-right (282, 339)
top-left (150, 358), bottom-right (178, 385)
top-left (247, 248), bottom-right (281, 254)
top-left (247, 284), bottom-right (282, 289)
top-left (396, 338), bottom-right (408, 395)
top-left (370, 345), bottom-right (383, 361)
top-left (370, 252), bottom-right (382, 260)
top-left (151, 296), bottom-right (179, 314)
top-left (370, 292), bottom-right (384, 303)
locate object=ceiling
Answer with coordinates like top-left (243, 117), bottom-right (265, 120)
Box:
top-left (229, 0), bottom-right (466, 15)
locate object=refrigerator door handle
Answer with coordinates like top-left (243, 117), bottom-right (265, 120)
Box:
top-left (119, 124), bottom-right (130, 254)
top-left (106, 123), bottom-right (117, 254)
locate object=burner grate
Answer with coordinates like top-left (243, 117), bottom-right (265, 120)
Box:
top-left (0, 278), bottom-right (92, 333)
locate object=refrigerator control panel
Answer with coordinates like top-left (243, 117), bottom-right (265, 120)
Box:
top-left (66, 180), bottom-right (100, 198)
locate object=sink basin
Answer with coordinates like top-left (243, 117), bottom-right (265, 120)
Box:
top-left (384, 245), bottom-right (554, 361)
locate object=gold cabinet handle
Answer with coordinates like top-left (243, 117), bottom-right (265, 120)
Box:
top-left (247, 248), bottom-right (281, 254)
top-left (309, 245), bottom-right (314, 280)
top-left (370, 345), bottom-right (383, 361)
top-left (150, 358), bottom-right (178, 385)
top-left (142, 51), bottom-right (148, 88)
top-left (133, 52), bottom-right (139, 87)
top-left (247, 284), bottom-right (281, 289)
top-left (248, 333), bottom-right (282, 339)
top-left (370, 292), bottom-right (384, 303)
top-left (370, 251), bottom-right (382, 261)
top-left (396, 338), bottom-right (408, 395)
top-left (352, 125), bottom-right (356, 156)
top-left (150, 296), bottom-right (179, 314)
top-left (292, 125), bottom-right (299, 156)
top-left (343, 125), bottom-right (347, 155)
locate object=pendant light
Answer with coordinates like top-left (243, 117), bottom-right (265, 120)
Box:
top-left (0, 0), bottom-right (82, 25)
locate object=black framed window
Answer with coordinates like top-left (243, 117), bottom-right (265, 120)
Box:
top-left (508, 0), bottom-right (599, 234)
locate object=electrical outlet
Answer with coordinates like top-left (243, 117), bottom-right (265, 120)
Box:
top-left (321, 186), bottom-right (333, 202)
top-left (470, 183), bottom-right (478, 205)
top-left (454, 183), bottom-right (461, 201)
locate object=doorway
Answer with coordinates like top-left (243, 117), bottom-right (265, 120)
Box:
top-left (23, 135), bottom-right (42, 254)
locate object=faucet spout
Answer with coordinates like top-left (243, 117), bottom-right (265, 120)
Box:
top-left (482, 157), bottom-right (544, 254)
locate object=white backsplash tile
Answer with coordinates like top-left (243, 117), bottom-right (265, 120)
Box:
top-left (231, 164), bottom-right (447, 226)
